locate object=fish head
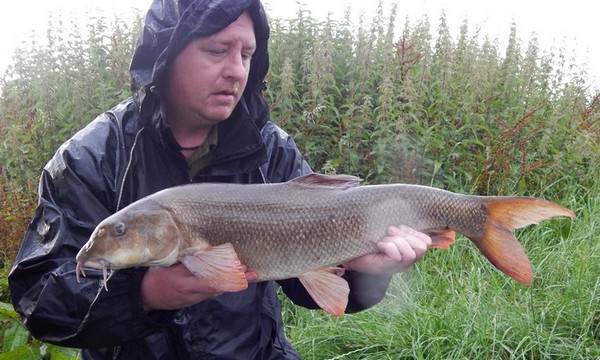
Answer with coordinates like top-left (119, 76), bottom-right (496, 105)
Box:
top-left (76, 200), bottom-right (183, 272)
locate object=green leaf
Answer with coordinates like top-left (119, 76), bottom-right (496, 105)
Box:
top-left (0, 344), bottom-right (37, 360)
top-left (47, 345), bottom-right (80, 360)
top-left (2, 322), bottom-right (29, 353)
top-left (0, 302), bottom-right (19, 319)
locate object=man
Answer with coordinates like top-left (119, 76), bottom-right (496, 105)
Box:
top-left (8, 1), bottom-right (432, 359)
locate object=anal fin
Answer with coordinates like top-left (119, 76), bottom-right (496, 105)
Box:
top-left (427, 229), bottom-right (456, 249)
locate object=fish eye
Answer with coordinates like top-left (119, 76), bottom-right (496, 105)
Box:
top-left (112, 222), bottom-right (127, 237)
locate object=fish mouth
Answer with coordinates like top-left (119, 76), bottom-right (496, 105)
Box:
top-left (76, 259), bottom-right (112, 291)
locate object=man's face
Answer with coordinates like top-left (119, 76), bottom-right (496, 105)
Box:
top-left (165, 11), bottom-right (256, 129)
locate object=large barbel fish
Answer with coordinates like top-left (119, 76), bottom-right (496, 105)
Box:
top-left (76, 173), bottom-right (574, 315)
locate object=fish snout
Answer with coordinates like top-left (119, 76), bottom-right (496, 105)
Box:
top-left (75, 257), bottom-right (111, 291)
top-left (78, 258), bottom-right (109, 270)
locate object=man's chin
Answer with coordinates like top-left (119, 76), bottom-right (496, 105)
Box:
top-left (206, 106), bottom-right (237, 122)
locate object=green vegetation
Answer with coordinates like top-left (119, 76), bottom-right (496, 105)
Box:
top-left (1, 2), bottom-right (598, 359)
top-left (282, 190), bottom-right (599, 359)
top-left (0, 265), bottom-right (79, 359)
top-left (266, 4), bottom-right (598, 195)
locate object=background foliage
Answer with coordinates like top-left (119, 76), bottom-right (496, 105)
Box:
top-left (266, 4), bottom-right (599, 195)
top-left (0, 13), bottom-right (139, 262)
top-left (0, 2), bottom-right (598, 359)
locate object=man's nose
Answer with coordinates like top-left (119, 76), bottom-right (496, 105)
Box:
top-left (223, 51), bottom-right (248, 81)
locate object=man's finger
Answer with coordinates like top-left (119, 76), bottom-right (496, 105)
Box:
top-left (245, 270), bottom-right (258, 282)
top-left (376, 240), bottom-right (403, 261)
top-left (387, 225), bottom-right (432, 246)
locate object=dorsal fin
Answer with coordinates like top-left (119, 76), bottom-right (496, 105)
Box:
top-left (289, 173), bottom-right (362, 190)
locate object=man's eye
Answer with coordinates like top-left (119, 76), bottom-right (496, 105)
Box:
top-left (209, 49), bottom-right (226, 56)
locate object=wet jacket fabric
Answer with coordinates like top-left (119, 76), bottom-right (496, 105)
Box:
top-left (8, 0), bottom-right (393, 359)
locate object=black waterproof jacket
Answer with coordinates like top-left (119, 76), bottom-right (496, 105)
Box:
top-left (9, 1), bottom-right (392, 359)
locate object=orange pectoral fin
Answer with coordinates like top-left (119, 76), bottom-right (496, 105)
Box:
top-left (298, 267), bottom-right (349, 316)
top-left (426, 229), bottom-right (456, 249)
top-left (181, 243), bottom-right (248, 293)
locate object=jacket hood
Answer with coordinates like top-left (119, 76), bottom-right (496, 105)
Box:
top-left (129, 0), bottom-right (270, 129)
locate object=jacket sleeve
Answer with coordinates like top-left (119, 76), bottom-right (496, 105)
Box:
top-left (260, 122), bottom-right (393, 313)
top-left (8, 115), bottom-right (166, 349)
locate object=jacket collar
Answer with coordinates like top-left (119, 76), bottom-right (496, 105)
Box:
top-left (151, 96), bottom-right (268, 177)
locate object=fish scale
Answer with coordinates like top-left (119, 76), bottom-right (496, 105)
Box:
top-left (156, 182), bottom-right (496, 279)
top-left (76, 173), bottom-right (574, 315)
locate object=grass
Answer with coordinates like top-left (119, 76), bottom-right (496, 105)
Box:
top-left (1, 195), bottom-right (597, 360)
top-left (283, 191), bottom-right (600, 359)
top-left (3, 193), bottom-right (596, 359)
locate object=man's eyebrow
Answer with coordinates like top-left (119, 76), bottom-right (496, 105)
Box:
top-left (204, 38), bottom-right (229, 46)
top-left (206, 38), bottom-right (256, 48)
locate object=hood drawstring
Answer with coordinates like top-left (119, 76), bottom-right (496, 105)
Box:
top-left (116, 127), bottom-right (145, 211)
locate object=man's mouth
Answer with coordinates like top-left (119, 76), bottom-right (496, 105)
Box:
top-left (212, 90), bottom-right (238, 104)
top-left (216, 89), bottom-right (236, 96)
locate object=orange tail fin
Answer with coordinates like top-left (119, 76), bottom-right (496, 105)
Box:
top-left (472, 197), bottom-right (575, 285)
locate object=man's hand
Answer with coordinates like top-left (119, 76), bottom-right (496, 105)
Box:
top-left (342, 225), bottom-right (432, 275)
top-left (141, 263), bottom-right (257, 311)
